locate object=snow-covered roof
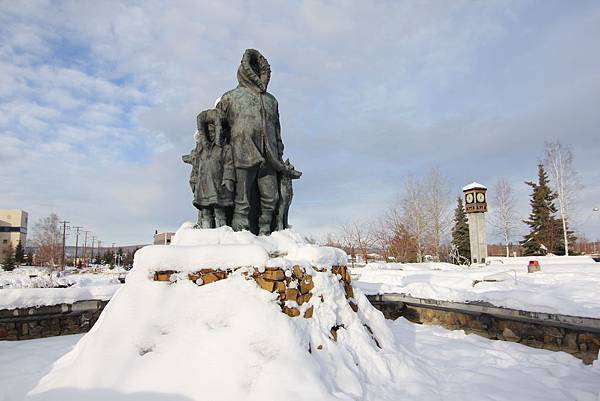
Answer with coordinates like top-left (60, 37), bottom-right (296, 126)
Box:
top-left (462, 182), bottom-right (487, 191)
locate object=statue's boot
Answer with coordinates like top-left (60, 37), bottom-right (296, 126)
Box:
top-left (232, 213), bottom-right (250, 231)
top-left (199, 208), bottom-right (213, 229)
top-left (194, 210), bottom-right (203, 228)
top-left (214, 208), bottom-right (227, 227)
top-left (258, 213), bottom-right (272, 236)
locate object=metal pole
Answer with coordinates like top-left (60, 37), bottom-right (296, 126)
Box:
top-left (91, 236), bottom-right (96, 264)
top-left (82, 231), bottom-right (89, 268)
top-left (60, 221), bottom-right (69, 269)
top-left (73, 226), bottom-right (82, 268)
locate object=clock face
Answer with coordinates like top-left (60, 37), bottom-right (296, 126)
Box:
top-left (465, 193), bottom-right (474, 204)
top-left (476, 192), bottom-right (486, 203)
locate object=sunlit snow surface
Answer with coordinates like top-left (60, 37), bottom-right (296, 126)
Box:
top-left (3, 228), bottom-right (597, 401)
top-left (1, 319), bottom-right (598, 401)
top-left (356, 256), bottom-right (600, 318)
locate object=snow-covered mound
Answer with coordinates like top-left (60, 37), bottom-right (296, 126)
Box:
top-left (28, 225), bottom-right (417, 401)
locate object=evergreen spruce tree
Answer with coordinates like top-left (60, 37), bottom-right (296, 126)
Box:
top-left (451, 197), bottom-right (470, 264)
top-left (14, 242), bottom-right (25, 264)
top-left (521, 163), bottom-right (562, 255)
top-left (3, 243), bottom-right (16, 271)
top-left (554, 221), bottom-right (577, 256)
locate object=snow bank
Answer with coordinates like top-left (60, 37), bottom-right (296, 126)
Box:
top-left (0, 266), bottom-right (123, 309)
top-left (0, 266), bottom-right (123, 289)
top-left (31, 226), bottom-right (405, 400)
top-left (3, 325), bottom-right (599, 401)
top-left (357, 258), bottom-right (600, 318)
top-left (487, 255), bottom-right (598, 265)
top-left (28, 267), bottom-right (409, 400)
top-left (0, 285), bottom-right (121, 310)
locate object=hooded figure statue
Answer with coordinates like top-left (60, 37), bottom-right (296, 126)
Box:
top-left (217, 49), bottom-right (288, 234)
top-left (182, 108), bottom-right (235, 228)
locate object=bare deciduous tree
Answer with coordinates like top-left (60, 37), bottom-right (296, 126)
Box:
top-left (401, 176), bottom-right (426, 262)
top-left (491, 178), bottom-right (518, 257)
top-left (32, 213), bottom-right (62, 267)
top-left (544, 141), bottom-right (578, 255)
top-left (340, 220), bottom-right (375, 265)
top-left (424, 167), bottom-right (450, 260)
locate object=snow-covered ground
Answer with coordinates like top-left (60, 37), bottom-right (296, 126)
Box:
top-left (2, 228), bottom-right (598, 401)
top-left (1, 320), bottom-right (598, 401)
top-left (356, 256), bottom-right (600, 318)
top-left (0, 334), bottom-right (83, 401)
top-left (0, 266), bottom-right (124, 310)
top-left (0, 266), bottom-right (125, 289)
top-left (0, 285), bottom-right (121, 310)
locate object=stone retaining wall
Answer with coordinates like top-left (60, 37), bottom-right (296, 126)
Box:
top-left (368, 295), bottom-right (600, 364)
top-left (0, 300), bottom-right (109, 340)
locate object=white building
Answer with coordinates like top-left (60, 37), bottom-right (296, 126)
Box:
top-left (0, 209), bottom-right (28, 262)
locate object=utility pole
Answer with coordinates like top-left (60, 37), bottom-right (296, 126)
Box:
top-left (90, 235), bottom-right (96, 263)
top-left (73, 226), bottom-right (83, 268)
top-left (82, 231), bottom-right (90, 268)
top-left (112, 242), bottom-right (116, 268)
top-left (60, 221), bottom-right (70, 270)
top-left (97, 240), bottom-right (102, 264)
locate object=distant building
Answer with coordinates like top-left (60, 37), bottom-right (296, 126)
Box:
top-left (154, 231), bottom-right (175, 245)
top-left (0, 209), bottom-right (28, 262)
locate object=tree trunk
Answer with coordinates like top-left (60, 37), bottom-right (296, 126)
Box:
top-left (561, 214), bottom-right (569, 256)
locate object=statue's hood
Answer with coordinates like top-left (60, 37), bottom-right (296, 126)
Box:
top-left (237, 49), bottom-right (271, 93)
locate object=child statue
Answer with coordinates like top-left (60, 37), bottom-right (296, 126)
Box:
top-left (183, 108), bottom-right (235, 228)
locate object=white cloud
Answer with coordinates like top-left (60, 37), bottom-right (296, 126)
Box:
top-left (1, 0), bottom-right (599, 244)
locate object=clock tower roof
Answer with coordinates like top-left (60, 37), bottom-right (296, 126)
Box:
top-left (462, 182), bottom-right (487, 192)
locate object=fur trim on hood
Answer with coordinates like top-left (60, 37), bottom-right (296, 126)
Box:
top-left (197, 108), bottom-right (227, 146)
top-left (237, 49), bottom-right (271, 93)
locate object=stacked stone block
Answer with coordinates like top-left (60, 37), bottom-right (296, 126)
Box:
top-left (153, 265), bottom-right (357, 323)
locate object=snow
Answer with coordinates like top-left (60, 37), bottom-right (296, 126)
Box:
top-left (2, 319), bottom-right (599, 400)
top-left (462, 182), bottom-right (487, 191)
top-left (0, 266), bottom-right (124, 289)
top-left (129, 224), bottom-right (346, 281)
top-left (0, 266), bottom-right (124, 309)
top-left (0, 266), bottom-right (123, 309)
top-left (0, 285), bottom-right (120, 310)
top-left (356, 256), bottom-right (600, 318)
top-left (7, 227), bottom-right (598, 401)
top-left (0, 334), bottom-right (83, 401)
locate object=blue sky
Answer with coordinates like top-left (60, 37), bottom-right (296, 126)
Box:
top-left (1, 0), bottom-right (599, 245)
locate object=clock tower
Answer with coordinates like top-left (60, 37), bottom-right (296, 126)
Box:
top-left (462, 182), bottom-right (488, 264)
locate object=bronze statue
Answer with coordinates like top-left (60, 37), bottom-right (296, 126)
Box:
top-left (184, 49), bottom-right (301, 235)
top-left (183, 109), bottom-right (235, 228)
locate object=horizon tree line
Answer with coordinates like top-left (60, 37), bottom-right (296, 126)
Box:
top-left (323, 140), bottom-right (584, 264)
